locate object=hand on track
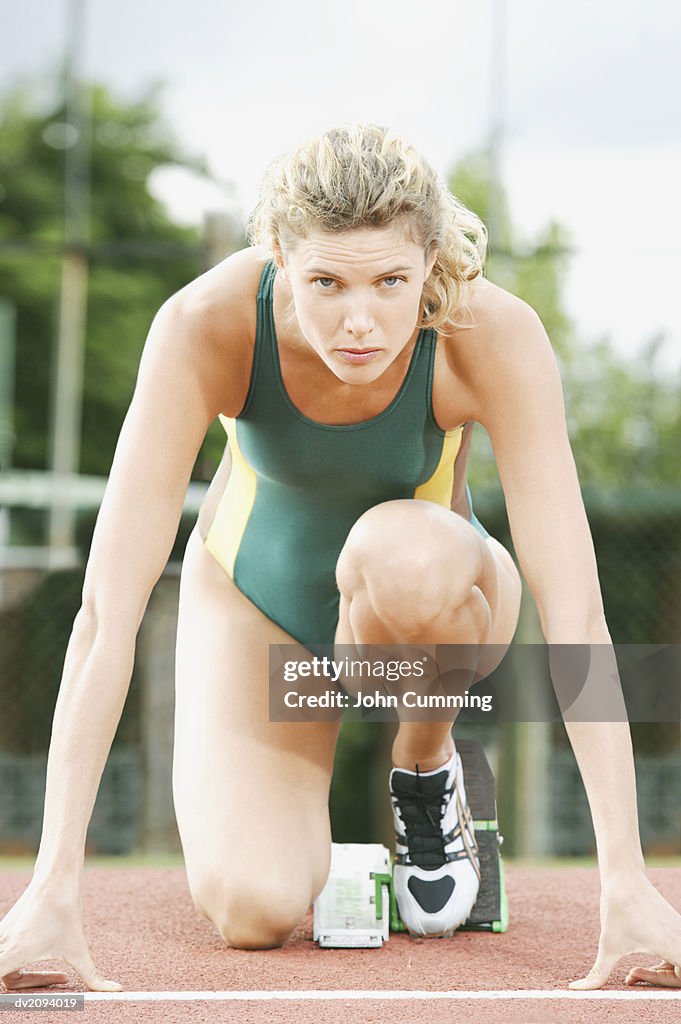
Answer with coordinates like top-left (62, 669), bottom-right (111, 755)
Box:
top-left (568, 874), bottom-right (681, 990)
top-left (625, 960), bottom-right (681, 988)
top-left (0, 883), bottom-right (122, 993)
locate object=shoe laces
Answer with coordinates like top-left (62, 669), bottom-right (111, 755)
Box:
top-left (393, 764), bottom-right (452, 867)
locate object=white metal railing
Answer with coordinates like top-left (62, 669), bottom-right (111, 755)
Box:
top-left (0, 469), bottom-right (207, 511)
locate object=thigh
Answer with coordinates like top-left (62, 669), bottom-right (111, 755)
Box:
top-left (173, 526), bottom-right (340, 911)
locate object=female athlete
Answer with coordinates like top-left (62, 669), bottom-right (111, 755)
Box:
top-left (1, 124), bottom-right (680, 992)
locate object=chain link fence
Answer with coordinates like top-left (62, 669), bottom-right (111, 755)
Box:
top-left (0, 490), bottom-right (680, 857)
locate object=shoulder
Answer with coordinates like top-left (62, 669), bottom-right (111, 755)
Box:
top-left (164, 244), bottom-right (269, 339)
top-left (437, 277), bottom-right (558, 425)
top-left (154, 246), bottom-right (271, 417)
top-left (445, 276), bottom-right (546, 353)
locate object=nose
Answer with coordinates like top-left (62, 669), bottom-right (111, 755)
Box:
top-left (343, 298), bottom-right (374, 339)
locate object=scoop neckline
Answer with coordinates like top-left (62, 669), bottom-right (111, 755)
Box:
top-left (264, 264), bottom-right (428, 433)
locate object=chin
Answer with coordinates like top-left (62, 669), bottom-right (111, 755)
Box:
top-left (332, 363), bottom-right (386, 385)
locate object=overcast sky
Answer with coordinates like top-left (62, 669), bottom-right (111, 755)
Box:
top-left (3, 0), bottom-right (681, 369)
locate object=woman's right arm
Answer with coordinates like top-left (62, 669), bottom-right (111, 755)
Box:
top-left (0, 255), bottom-right (256, 990)
top-left (32, 294), bottom-right (227, 888)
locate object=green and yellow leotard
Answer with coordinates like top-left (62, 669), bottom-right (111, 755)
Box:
top-left (205, 259), bottom-right (488, 648)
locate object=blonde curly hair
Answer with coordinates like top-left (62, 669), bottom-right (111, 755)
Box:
top-left (247, 124), bottom-right (487, 330)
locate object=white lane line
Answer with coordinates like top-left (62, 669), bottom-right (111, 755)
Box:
top-left (83, 989), bottom-right (681, 1002)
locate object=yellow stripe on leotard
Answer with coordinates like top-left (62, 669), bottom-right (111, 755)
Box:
top-left (204, 415), bottom-right (257, 577)
top-left (413, 426), bottom-right (464, 506)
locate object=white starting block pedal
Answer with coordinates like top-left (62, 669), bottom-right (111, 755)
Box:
top-left (313, 843), bottom-right (392, 947)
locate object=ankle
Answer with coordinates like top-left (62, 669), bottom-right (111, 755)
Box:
top-left (391, 740), bottom-right (456, 773)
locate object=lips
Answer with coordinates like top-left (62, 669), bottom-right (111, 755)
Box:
top-left (336, 347), bottom-right (381, 364)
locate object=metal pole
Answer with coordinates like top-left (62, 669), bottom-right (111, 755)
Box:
top-left (0, 299), bottom-right (16, 476)
top-left (47, 0), bottom-right (91, 562)
top-left (487, 0), bottom-right (507, 253)
top-left (0, 299), bottom-right (17, 606)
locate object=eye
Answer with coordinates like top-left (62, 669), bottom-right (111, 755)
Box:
top-left (313, 277), bottom-right (336, 289)
top-left (382, 276), bottom-right (405, 288)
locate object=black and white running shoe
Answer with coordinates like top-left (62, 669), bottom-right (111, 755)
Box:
top-left (390, 748), bottom-right (481, 937)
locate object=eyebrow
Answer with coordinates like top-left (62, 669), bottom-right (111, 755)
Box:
top-left (306, 265), bottom-right (415, 276)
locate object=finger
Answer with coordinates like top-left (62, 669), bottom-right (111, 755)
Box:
top-left (568, 946), bottom-right (621, 990)
top-left (625, 959), bottom-right (669, 982)
top-left (625, 963), bottom-right (681, 989)
top-left (65, 953), bottom-right (122, 993)
top-left (2, 970), bottom-right (70, 990)
top-left (0, 958), bottom-right (24, 988)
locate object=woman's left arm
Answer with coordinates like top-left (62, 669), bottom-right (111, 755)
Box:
top-left (474, 295), bottom-right (681, 989)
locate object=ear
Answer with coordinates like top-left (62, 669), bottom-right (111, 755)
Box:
top-left (272, 241), bottom-right (288, 278)
top-left (425, 243), bottom-right (438, 280)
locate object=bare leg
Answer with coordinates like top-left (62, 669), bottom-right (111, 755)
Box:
top-left (173, 526), bottom-right (340, 949)
top-left (334, 500), bottom-right (522, 770)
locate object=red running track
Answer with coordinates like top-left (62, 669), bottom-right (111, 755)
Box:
top-left (1, 865), bottom-right (680, 1024)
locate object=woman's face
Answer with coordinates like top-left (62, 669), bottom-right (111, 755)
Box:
top-left (277, 224), bottom-right (437, 384)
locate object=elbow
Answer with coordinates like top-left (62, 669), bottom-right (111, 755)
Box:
top-left (585, 609), bottom-right (612, 644)
top-left (79, 586), bottom-right (150, 641)
top-left (73, 599), bottom-right (99, 641)
top-left (539, 597), bottom-right (611, 644)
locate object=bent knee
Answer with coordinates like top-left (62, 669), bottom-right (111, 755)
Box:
top-left (338, 502), bottom-right (482, 604)
top-left (206, 881), bottom-right (311, 950)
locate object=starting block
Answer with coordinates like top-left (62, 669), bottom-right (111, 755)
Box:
top-left (314, 739), bottom-right (507, 947)
top-left (313, 843), bottom-right (392, 947)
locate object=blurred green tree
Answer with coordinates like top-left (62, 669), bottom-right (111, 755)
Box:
top-left (448, 153), bottom-right (681, 493)
top-left (0, 77), bottom-right (235, 488)
top-left (564, 334), bottom-right (681, 488)
top-left (449, 151), bottom-right (573, 362)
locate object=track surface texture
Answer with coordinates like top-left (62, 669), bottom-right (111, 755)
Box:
top-left (1, 865), bottom-right (680, 1023)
